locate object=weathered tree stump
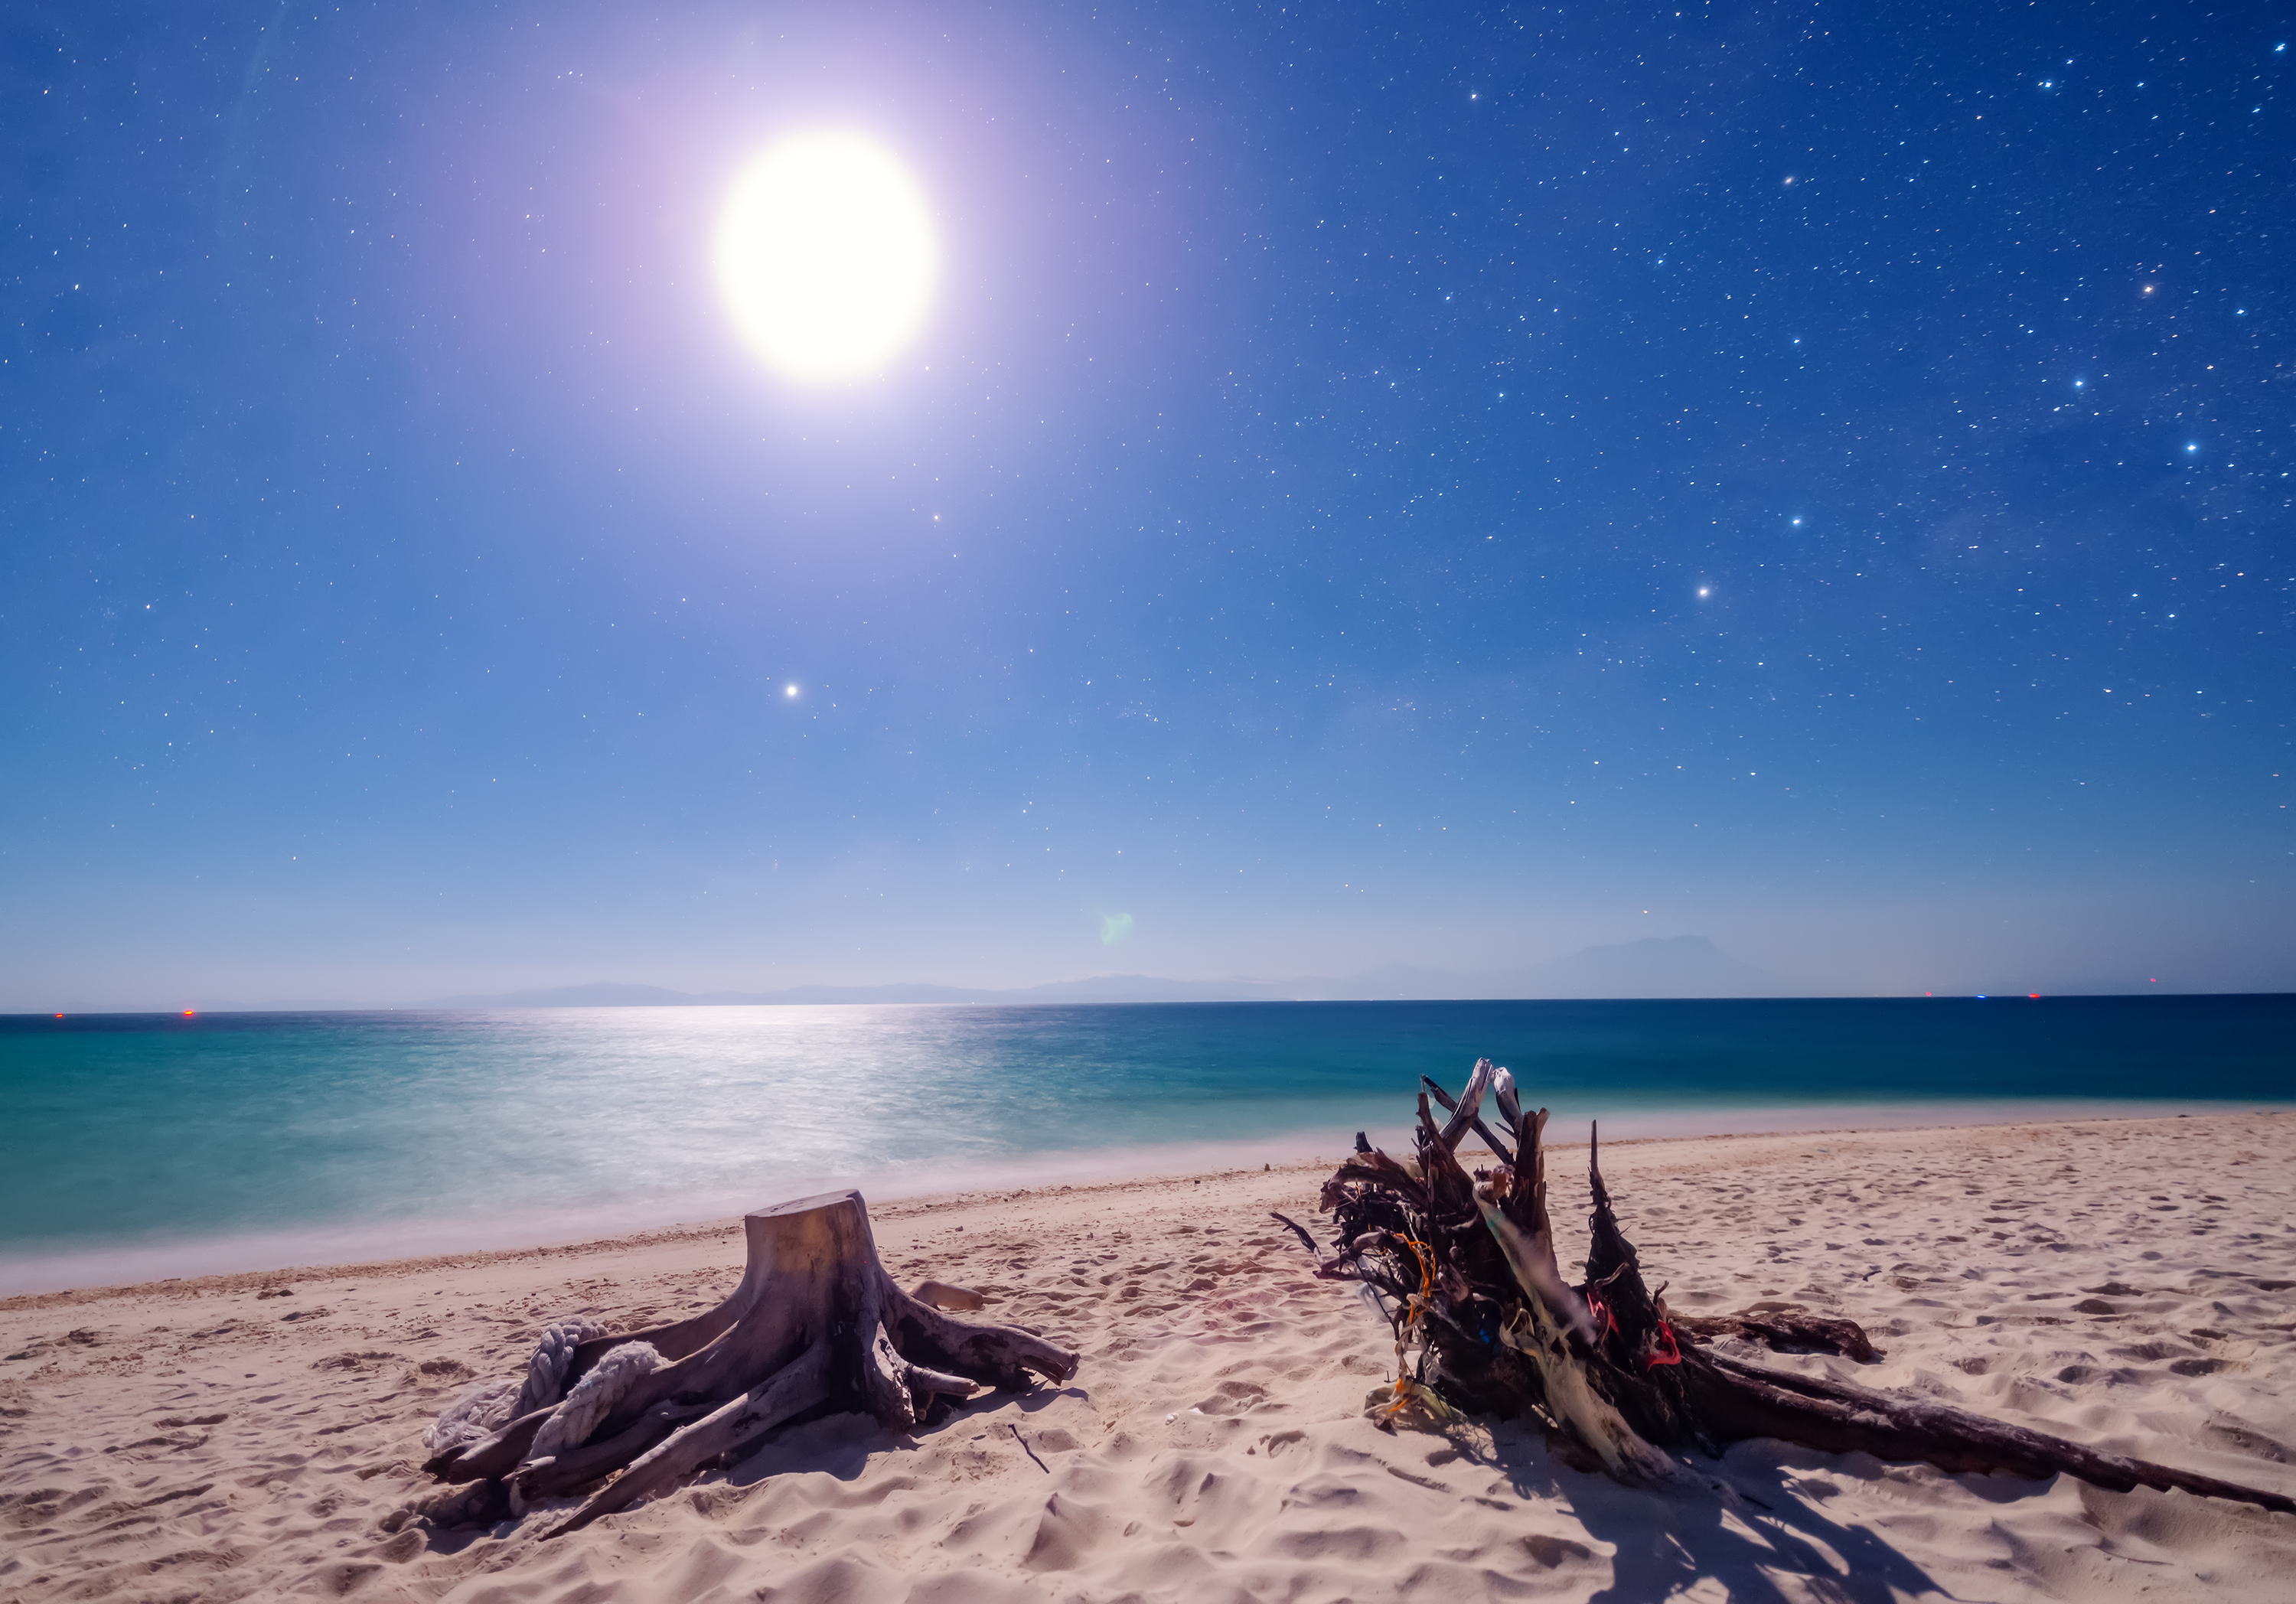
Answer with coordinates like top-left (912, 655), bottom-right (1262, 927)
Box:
top-left (1309, 1061), bottom-right (2295, 1516)
top-left (416, 1190), bottom-right (1078, 1535)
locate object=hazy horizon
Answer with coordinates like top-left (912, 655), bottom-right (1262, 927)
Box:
top-left (17, 934), bottom-right (2253, 1016)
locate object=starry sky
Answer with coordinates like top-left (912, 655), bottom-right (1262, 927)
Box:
top-left (4, 1), bottom-right (2290, 1009)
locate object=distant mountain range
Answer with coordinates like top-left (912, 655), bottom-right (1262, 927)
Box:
top-left (411, 936), bottom-right (1802, 1009)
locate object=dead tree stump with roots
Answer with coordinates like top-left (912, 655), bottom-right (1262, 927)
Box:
top-left (1298, 1060), bottom-right (2295, 1518)
top-left (414, 1189), bottom-right (1078, 1536)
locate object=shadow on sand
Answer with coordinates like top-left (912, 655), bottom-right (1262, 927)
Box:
top-left (1451, 1414), bottom-right (1975, 1602)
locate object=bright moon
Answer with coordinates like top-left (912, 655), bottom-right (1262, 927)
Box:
top-left (716, 133), bottom-right (937, 382)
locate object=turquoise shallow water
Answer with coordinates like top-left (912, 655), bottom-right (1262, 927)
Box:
top-left (2, 996), bottom-right (2289, 1280)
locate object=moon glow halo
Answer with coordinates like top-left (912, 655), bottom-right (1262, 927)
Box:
top-left (715, 133), bottom-right (937, 383)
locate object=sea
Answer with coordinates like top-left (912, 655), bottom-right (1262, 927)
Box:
top-left (2, 996), bottom-right (2290, 1294)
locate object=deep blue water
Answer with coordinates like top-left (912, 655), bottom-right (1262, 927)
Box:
top-left (2, 997), bottom-right (2288, 1271)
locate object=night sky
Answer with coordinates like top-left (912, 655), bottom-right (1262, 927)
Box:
top-left (5, 2), bottom-right (2290, 1008)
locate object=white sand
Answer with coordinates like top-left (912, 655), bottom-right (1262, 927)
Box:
top-left (4, 1111), bottom-right (2292, 1601)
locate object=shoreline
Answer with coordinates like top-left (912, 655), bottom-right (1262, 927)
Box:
top-left (14, 996), bottom-right (2288, 1299)
top-left (6, 1101), bottom-right (2283, 1306)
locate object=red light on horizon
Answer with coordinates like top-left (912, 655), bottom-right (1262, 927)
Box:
top-left (182, 1009), bottom-right (195, 1016)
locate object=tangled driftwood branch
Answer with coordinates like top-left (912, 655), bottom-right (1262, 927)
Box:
top-left (1308, 1060), bottom-right (2294, 1514)
top-left (405, 1189), bottom-right (1078, 1534)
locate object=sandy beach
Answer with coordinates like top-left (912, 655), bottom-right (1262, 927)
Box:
top-left (4, 1110), bottom-right (2292, 1602)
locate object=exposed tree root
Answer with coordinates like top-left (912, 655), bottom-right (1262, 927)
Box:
top-left (408, 1189), bottom-right (1078, 1534)
top-left (1313, 1062), bottom-right (2294, 1517)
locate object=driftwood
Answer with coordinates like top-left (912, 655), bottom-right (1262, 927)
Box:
top-left (1310, 1060), bottom-right (2295, 1515)
top-left (411, 1189), bottom-right (1078, 1534)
